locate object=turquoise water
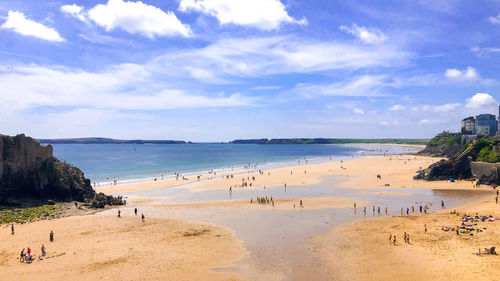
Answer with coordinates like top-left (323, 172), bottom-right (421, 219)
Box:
top-left (50, 143), bottom-right (420, 184)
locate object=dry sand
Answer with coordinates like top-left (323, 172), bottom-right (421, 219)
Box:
top-left (0, 215), bottom-right (247, 281)
top-left (311, 196), bottom-right (500, 281)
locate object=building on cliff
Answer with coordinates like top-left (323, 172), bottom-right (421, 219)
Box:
top-left (461, 116), bottom-right (476, 135)
top-left (476, 114), bottom-right (498, 136)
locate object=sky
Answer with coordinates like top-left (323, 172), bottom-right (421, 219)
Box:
top-left (0, 0), bottom-right (499, 141)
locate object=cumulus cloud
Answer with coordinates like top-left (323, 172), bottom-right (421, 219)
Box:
top-left (465, 93), bottom-right (497, 109)
top-left (389, 104), bottom-right (405, 111)
top-left (339, 23), bottom-right (388, 44)
top-left (179, 0), bottom-right (306, 30)
top-left (1, 11), bottom-right (65, 42)
top-left (489, 14), bottom-right (500, 24)
top-left (60, 4), bottom-right (88, 23)
top-left (87, 0), bottom-right (191, 38)
top-left (444, 66), bottom-right (478, 80)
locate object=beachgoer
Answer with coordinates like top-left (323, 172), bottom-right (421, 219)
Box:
top-left (419, 205), bottom-right (423, 213)
top-left (134, 208), bottom-right (138, 215)
top-left (393, 236), bottom-right (396, 245)
top-left (11, 224), bottom-right (14, 235)
top-left (41, 244), bottom-right (46, 256)
top-left (354, 202), bottom-right (356, 208)
top-left (441, 200), bottom-right (444, 208)
top-left (50, 231), bottom-right (54, 242)
top-left (407, 234), bottom-right (410, 244)
top-left (385, 207), bottom-right (388, 214)
top-left (20, 249), bottom-right (25, 263)
top-left (406, 208), bottom-right (409, 215)
top-left (300, 200), bottom-right (303, 207)
top-left (389, 233), bottom-right (392, 242)
top-left (118, 210), bottom-right (121, 218)
top-left (141, 214), bottom-right (145, 222)
top-left (378, 206), bottom-right (380, 214)
top-left (424, 224), bottom-right (428, 234)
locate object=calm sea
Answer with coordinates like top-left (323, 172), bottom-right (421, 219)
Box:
top-left (50, 143), bottom-right (420, 184)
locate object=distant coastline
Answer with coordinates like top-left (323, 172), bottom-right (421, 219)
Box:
top-left (38, 137), bottom-right (429, 145)
top-left (38, 137), bottom-right (187, 144)
top-left (230, 138), bottom-right (429, 145)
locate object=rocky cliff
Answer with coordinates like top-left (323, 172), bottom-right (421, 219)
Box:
top-left (417, 132), bottom-right (462, 158)
top-left (0, 134), bottom-right (96, 203)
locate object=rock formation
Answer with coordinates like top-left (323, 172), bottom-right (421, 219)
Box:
top-left (0, 134), bottom-right (96, 203)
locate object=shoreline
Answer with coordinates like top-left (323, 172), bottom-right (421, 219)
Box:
top-left (91, 143), bottom-right (423, 188)
top-left (98, 154), bottom-right (480, 195)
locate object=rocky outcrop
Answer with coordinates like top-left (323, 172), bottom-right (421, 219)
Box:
top-left (417, 132), bottom-right (462, 158)
top-left (0, 134), bottom-right (96, 203)
top-left (414, 156), bottom-right (472, 181)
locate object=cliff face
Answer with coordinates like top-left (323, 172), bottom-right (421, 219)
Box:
top-left (0, 134), bottom-right (95, 203)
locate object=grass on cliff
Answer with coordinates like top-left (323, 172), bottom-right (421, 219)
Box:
top-left (0, 204), bottom-right (66, 224)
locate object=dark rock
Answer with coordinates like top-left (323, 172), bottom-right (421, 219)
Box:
top-left (417, 132), bottom-right (462, 158)
top-left (0, 134), bottom-right (95, 203)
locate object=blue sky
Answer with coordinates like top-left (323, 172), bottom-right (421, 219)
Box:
top-left (0, 0), bottom-right (499, 141)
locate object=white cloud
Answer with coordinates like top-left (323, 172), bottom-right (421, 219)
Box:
top-left (389, 104), bottom-right (405, 111)
top-left (152, 36), bottom-right (409, 82)
top-left (412, 103), bottom-right (461, 112)
top-left (178, 0), bottom-right (306, 30)
top-left (465, 93), bottom-right (497, 109)
top-left (488, 14), bottom-right (500, 24)
top-left (353, 108), bottom-right (364, 114)
top-left (418, 119), bottom-right (438, 125)
top-left (292, 75), bottom-right (389, 98)
top-left (339, 23), bottom-right (388, 44)
top-left (0, 63), bottom-right (258, 114)
top-left (1, 11), bottom-right (65, 42)
top-left (60, 4), bottom-right (88, 23)
top-left (445, 66), bottom-right (478, 80)
top-left (88, 0), bottom-right (191, 38)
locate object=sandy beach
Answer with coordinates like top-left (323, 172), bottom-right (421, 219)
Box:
top-left (0, 215), bottom-right (247, 281)
top-left (312, 196), bottom-right (499, 281)
top-left (2, 152), bottom-right (498, 281)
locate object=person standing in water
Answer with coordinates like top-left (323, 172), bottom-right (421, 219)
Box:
top-left (134, 208), bottom-right (138, 215)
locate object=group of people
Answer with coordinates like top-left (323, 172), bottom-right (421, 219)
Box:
top-left (18, 231), bottom-right (53, 264)
top-left (252, 196), bottom-right (275, 206)
top-left (359, 204), bottom-right (388, 216)
top-left (118, 208), bottom-right (145, 222)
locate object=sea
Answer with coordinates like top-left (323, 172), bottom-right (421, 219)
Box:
top-left (49, 143), bottom-right (421, 185)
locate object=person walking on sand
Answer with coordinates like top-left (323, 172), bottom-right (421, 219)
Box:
top-left (50, 231), bottom-right (54, 242)
top-left (41, 244), bottom-right (46, 256)
top-left (496, 196), bottom-right (498, 204)
top-left (11, 224), bottom-right (14, 235)
top-left (385, 207), bottom-right (388, 215)
top-left (134, 208), bottom-right (138, 215)
top-left (354, 202), bottom-right (356, 208)
top-left (20, 249), bottom-right (25, 263)
top-left (363, 206), bottom-right (366, 215)
top-left (393, 236), bottom-right (396, 245)
top-left (141, 213), bottom-right (145, 222)
top-left (424, 224), bottom-right (428, 234)
top-left (300, 200), bottom-right (303, 207)
top-left (118, 209), bottom-right (121, 218)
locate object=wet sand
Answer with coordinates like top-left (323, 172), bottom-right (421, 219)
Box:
top-left (0, 216), bottom-right (246, 281)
